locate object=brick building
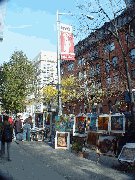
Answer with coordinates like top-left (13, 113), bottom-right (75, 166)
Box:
top-left (60, 7), bottom-right (135, 115)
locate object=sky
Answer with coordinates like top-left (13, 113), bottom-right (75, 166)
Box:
top-left (0, 0), bottom-right (126, 64)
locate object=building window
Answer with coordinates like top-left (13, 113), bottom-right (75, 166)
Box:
top-left (68, 63), bottom-right (74, 72)
top-left (79, 71), bottom-right (81, 81)
top-left (83, 70), bottom-right (86, 80)
top-left (78, 57), bottom-right (84, 67)
top-left (113, 74), bottom-right (119, 83)
top-left (97, 79), bottom-right (101, 90)
top-left (84, 105), bottom-right (87, 114)
top-left (104, 41), bottom-right (115, 53)
top-left (69, 106), bottom-right (72, 114)
top-left (92, 81), bottom-right (95, 92)
top-left (105, 60), bottom-right (110, 72)
top-left (107, 76), bottom-right (111, 85)
top-left (131, 68), bottom-right (135, 79)
top-left (79, 105), bottom-right (82, 113)
top-left (96, 63), bottom-right (100, 75)
top-left (112, 56), bottom-right (117, 68)
top-left (130, 49), bottom-right (135, 63)
top-left (78, 59), bottom-right (81, 67)
top-left (130, 30), bottom-right (135, 41)
top-left (60, 68), bottom-right (63, 75)
top-left (91, 66), bottom-right (95, 77)
top-left (73, 106), bottom-right (75, 114)
top-left (90, 49), bottom-right (98, 61)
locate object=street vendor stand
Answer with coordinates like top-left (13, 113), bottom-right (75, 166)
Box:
top-left (96, 113), bottom-right (126, 162)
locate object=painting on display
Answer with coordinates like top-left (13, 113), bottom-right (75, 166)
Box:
top-left (90, 116), bottom-right (97, 131)
top-left (118, 143), bottom-right (135, 163)
top-left (97, 135), bottom-right (117, 156)
top-left (73, 116), bottom-right (86, 136)
top-left (55, 115), bottom-right (72, 132)
top-left (98, 116), bottom-right (109, 131)
top-left (86, 131), bottom-right (98, 147)
top-left (111, 115), bottom-right (125, 132)
top-left (55, 131), bottom-right (70, 149)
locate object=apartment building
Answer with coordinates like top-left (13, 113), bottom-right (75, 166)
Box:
top-left (26, 50), bottom-right (58, 114)
top-left (60, 7), bottom-right (135, 115)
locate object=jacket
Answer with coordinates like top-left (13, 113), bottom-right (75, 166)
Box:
top-left (15, 118), bottom-right (22, 133)
top-left (2, 121), bottom-right (13, 142)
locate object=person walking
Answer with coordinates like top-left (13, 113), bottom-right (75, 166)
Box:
top-left (22, 116), bottom-right (33, 141)
top-left (1, 115), bottom-right (13, 161)
top-left (15, 116), bottom-right (22, 141)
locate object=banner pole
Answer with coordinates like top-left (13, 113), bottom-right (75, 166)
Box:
top-left (57, 10), bottom-right (62, 116)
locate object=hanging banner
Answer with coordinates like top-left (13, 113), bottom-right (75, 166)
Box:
top-left (60, 23), bottom-right (75, 60)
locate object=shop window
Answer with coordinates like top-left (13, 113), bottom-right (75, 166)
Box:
top-left (108, 101), bottom-right (113, 112)
top-left (79, 105), bottom-right (82, 113)
top-left (130, 49), bottom-right (135, 63)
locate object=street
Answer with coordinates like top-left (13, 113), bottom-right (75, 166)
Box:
top-left (0, 140), bottom-right (134, 180)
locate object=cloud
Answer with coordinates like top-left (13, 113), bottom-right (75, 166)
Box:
top-left (7, 24), bottom-right (32, 29)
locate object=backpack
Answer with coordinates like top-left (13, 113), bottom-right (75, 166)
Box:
top-left (2, 126), bottom-right (12, 142)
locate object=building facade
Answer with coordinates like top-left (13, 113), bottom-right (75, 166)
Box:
top-left (26, 50), bottom-right (58, 114)
top-left (60, 8), bottom-right (135, 115)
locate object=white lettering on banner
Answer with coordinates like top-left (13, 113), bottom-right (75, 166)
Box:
top-left (60, 23), bottom-right (75, 60)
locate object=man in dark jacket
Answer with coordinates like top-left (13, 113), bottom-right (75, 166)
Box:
top-left (1, 115), bottom-right (13, 161)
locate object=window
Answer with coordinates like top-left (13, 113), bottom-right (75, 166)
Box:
top-left (90, 50), bottom-right (98, 61)
top-left (130, 49), bottom-right (135, 63)
top-left (112, 57), bottom-right (117, 67)
top-left (78, 59), bottom-right (81, 67)
top-left (113, 74), bottom-right (119, 83)
top-left (105, 60), bottom-right (110, 72)
top-left (131, 68), bottom-right (135, 79)
top-left (91, 66), bottom-right (95, 77)
top-left (115, 100), bottom-right (120, 112)
top-left (68, 63), bottom-right (74, 71)
top-left (83, 70), bottom-right (86, 80)
top-left (130, 30), bottom-right (135, 41)
top-left (43, 73), bottom-right (46, 78)
top-left (73, 106), bottom-right (75, 114)
top-left (79, 71), bottom-right (81, 81)
top-left (107, 76), bottom-right (111, 85)
top-left (96, 63), bottom-right (100, 75)
top-left (98, 103), bottom-right (102, 114)
top-left (79, 105), bottom-right (82, 113)
top-left (104, 41), bottom-right (115, 53)
top-left (92, 104), bottom-right (96, 114)
top-left (60, 68), bottom-right (63, 75)
top-left (92, 81), bottom-right (95, 92)
top-left (97, 79), bottom-right (101, 90)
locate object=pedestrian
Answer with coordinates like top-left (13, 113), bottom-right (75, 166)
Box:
top-left (1, 115), bottom-right (13, 161)
top-left (22, 116), bottom-right (33, 141)
top-left (15, 116), bottom-right (22, 141)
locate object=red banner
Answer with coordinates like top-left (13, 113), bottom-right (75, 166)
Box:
top-left (60, 23), bottom-right (75, 60)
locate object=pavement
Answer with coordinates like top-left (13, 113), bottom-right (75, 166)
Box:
top-left (0, 139), bottom-right (134, 180)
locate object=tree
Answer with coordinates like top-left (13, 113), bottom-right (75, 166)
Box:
top-left (0, 51), bottom-right (37, 114)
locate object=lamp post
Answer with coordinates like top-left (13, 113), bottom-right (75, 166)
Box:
top-left (57, 11), bottom-right (94, 116)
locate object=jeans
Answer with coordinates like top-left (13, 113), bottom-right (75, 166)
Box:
top-left (23, 123), bottom-right (31, 141)
top-left (1, 141), bottom-right (11, 159)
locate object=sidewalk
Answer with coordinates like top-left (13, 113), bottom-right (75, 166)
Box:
top-left (0, 140), bottom-right (134, 180)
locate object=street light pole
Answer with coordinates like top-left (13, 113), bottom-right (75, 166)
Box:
top-left (57, 10), bottom-right (62, 116)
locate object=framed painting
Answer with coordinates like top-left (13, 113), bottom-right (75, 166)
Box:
top-left (55, 131), bottom-right (70, 150)
top-left (110, 114), bottom-right (125, 133)
top-left (97, 114), bottom-right (110, 132)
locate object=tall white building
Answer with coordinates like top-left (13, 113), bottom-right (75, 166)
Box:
top-left (26, 50), bottom-right (58, 114)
